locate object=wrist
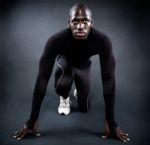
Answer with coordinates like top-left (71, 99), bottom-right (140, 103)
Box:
top-left (105, 119), bottom-right (118, 132)
top-left (25, 120), bottom-right (37, 130)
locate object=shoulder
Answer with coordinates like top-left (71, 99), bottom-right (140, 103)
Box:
top-left (90, 28), bottom-right (112, 53)
top-left (90, 28), bottom-right (112, 45)
top-left (45, 28), bottom-right (70, 47)
top-left (90, 28), bottom-right (112, 54)
top-left (42, 28), bottom-right (70, 56)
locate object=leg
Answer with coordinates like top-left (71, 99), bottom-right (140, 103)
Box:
top-left (73, 66), bottom-right (92, 112)
top-left (54, 56), bottom-right (73, 98)
top-left (54, 56), bottom-right (73, 115)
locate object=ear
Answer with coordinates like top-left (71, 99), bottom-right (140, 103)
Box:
top-left (67, 20), bottom-right (71, 28)
top-left (91, 20), bottom-right (94, 27)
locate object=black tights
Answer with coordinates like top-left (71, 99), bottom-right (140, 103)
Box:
top-left (54, 56), bottom-right (92, 112)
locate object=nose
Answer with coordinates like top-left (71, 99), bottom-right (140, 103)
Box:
top-left (77, 22), bottom-right (84, 29)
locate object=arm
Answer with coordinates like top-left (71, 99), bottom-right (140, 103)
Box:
top-left (13, 37), bottom-right (58, 140)
top-left (27, 38), bottom-right (57, 129)
top-left (99, 36), bottom-right (130, 142)
top-left (99, 36), bottom-right (117, 132)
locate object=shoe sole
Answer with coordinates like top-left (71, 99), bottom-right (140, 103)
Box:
top-left (58, 112), bottom-right (70, 115)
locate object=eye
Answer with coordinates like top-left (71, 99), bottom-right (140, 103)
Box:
top-left (72, 19), bottom-right (79, 24)
top-left (83, 20), bottom-right (88, 23)
top-left (82, 19), bottom-right (90, 24)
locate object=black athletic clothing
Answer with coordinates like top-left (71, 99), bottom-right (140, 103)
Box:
top-left (55, 56), bottom-right (92, 112)
top-left (27, 27), bottom-right (117, 132)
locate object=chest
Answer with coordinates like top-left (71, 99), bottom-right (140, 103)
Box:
top-left (64, 41), bottom-right (94, 57)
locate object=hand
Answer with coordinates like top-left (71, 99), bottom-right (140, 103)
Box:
top-left (13, 121), bottom-right (41, 140)
top-left (101, 120), bottom-right (130, 142)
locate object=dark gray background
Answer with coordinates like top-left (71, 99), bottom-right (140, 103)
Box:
top-left (0, 0), bottom-right (150, 145)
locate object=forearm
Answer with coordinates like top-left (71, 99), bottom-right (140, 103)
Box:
top-left (99, 37), bottom-right (117, 131)
top-left (103, 78), bottom-right (117, 132)
top-left (26, 50), bottom-right (56, 129)
top-left (27, 76), bottom-right (49, 129)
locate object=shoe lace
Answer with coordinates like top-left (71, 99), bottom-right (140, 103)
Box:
top-left (60, 97), bottom-right (71, 107)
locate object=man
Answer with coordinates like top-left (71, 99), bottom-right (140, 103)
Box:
top-left (13, 3), bottom-right (130, 142)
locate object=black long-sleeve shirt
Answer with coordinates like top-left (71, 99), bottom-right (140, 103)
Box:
top-left (27, 27), bottom-right (117, 132)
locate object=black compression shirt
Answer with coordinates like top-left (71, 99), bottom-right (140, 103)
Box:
top-left (27, 27), bottom-right (117, 132)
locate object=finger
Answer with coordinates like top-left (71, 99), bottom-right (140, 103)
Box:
top-left (120, 132), bottom-right (130, 141)
top-left (33, 121), bottom-right (38, 130)
top-left (101, 135), bottom-right (108, 139)
top-left (122, 133), bottom-right (129, 137)
top-left (16, 130), bottom-right (28, 140)
top-left (14, 128), bottom-right (27, 140)
top-left (101, 132), bottom-right (110, 139)
top-left (115, 128), bottom-right (129, 142)
top-left (14, 131), bottom-right (19, 134)
top-left (32, 130), bottom-right (41, 137)
top-left (35, 132), bottom-right (41, 137)
top-left (105, 120), bottom-right (110, 132)
top-left (122, 133), bottom-right (129, 138)
top-left (14, 127), bottom-right (25, 136)
top-left (13, 132), bottom-right (22, 139)
top-left (13, 132), bottom-right (19, 138)
top-left (122, 134), bottom-right (130, 141)
top-left (120, 134), bottom-right (130, 141)
top-left (13, 129), bottom-right (24, 139)
top-left (14, 131), bottom-right (22, 136)
top-left (117, 133), bottom-right (127, 142)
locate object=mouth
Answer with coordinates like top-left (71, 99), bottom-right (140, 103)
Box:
top-left (75, 31), bottom-right (86, 37)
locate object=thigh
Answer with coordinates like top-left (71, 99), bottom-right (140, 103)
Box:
top-left (74, 66), bottom-right (92, 111)
top-left (54, 55), bottom-right (73, 88)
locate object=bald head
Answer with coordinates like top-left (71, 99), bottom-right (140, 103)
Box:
top-left (68, 3), bottom-right (93, 40)
top-left (69, 3), bottom-right (92, 20)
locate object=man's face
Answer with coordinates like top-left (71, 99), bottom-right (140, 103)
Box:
top-left (69, 8), bottom-right (93, 40)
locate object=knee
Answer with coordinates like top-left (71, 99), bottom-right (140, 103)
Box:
top-left (77, 96), bottom-right (91, 113)
top-left (55, 81), bottom-right (71, 96)
top-left (78, 104), bottom-right (90, 113)
top-left (79, 107), bottom-right (89, 113)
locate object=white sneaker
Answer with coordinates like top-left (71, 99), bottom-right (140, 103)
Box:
top-left (73, 89), bottom-right (77, 100)
top-left (58, 96), bottom-right (71, 115)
